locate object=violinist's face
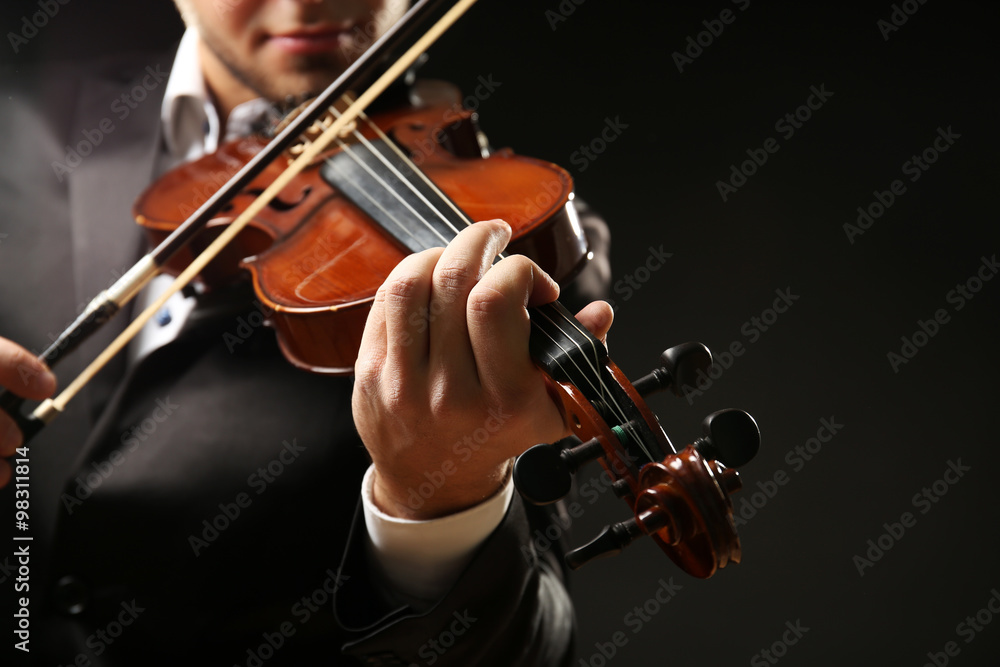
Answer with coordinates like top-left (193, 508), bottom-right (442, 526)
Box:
top-left (174, 0), bottom-right (408, 105)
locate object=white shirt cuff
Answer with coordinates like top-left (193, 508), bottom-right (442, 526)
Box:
top-left (361, 464), bottom-right (514, 606)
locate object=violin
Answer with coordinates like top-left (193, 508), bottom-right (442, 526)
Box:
top-left (132, 93), bottom-right (761, 574)
top-left (1, 0), bottom-right (760, 576)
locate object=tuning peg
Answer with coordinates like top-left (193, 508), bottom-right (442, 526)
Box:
top-left (693, 409), bottom-right (760, 468)
top-left (565, 518), bottom-right (644, 569)
top-left (565, 501), bottom-right (672, 569)
top-left (514, 437), bottom-right (604, 505)
top-left (631, 342), bottom-right (713, 398)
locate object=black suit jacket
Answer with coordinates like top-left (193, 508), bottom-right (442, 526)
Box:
top-left (0, 48), bottom-right (593, 665)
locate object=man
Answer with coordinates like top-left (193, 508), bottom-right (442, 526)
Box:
top-left (0, 0), bottom-right (612, 663)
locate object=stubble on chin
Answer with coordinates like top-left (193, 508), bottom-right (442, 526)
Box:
top-left (202, 32), bottom-right (349, 103)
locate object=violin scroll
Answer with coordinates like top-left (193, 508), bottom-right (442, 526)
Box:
top-left (514, 341), bottom-right (760, 578)
top-left (564, 438), bottom-right (750, 577)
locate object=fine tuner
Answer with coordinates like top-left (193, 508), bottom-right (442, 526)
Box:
top-left (514, 342), bottom-right (760, 576)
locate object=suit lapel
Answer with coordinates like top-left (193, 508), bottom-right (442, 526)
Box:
top-left (67, 52), bottom-right (173, 419)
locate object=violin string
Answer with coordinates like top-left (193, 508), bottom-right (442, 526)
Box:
top-left (349, 100), bottom-right (475, 231)
top-left (530, 314), bottom-right (653, 461)
top-left (319, 100), bottom-right (648, 456)
top-left (325, 139), bottom-right (453, 248)
top-left (534, 308), bottom-right (650, 459)
top-left (329, 101), bottom-right (471, 240)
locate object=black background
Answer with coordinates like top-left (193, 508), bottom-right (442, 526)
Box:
top-left (2, 1), bottom-right (999, 665)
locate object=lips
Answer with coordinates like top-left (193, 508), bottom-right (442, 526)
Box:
top-left (268, 25), bottom-right (353, 55)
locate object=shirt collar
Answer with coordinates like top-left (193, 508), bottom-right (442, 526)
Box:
top-left (160, 27), bottom-right (274, 162)
top-left (160, 28), bottom-right (216, 161)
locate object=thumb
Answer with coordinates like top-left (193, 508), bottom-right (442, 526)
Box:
top-left (574, 301), bottom-right (614, 347)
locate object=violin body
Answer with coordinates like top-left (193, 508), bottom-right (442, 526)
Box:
top-left (135, 104), bottom-right (589, 373)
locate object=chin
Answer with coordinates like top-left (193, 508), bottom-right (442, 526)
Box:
top-left (252, 63), bottom-right (340, 101)
top-left (279, 74), bottom-right (341, 99)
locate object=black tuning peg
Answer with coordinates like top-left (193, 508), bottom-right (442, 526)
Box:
top-left (514, 437), bottom-right (604, 505)
top-left (692, 409), bottom-right (760, 468)
top-left (565, 518), bottom-right (645, 570)
top-left (631, 342), bottom-right (713, 398)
